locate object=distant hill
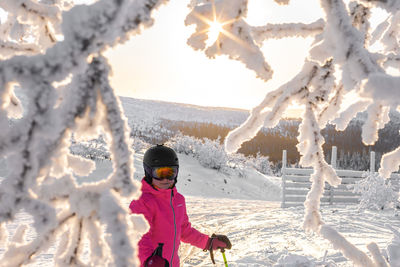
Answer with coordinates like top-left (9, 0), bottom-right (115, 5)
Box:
top-left (120, 96), bottom-right (400, 170)
top-left (119, 96), bottom-right (249, 127)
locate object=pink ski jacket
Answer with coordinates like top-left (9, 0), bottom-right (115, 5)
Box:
top-left (129, 179), bottom-right (209, 267)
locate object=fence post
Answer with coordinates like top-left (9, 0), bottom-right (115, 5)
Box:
top-left (329, 146), bottom-right (337, 204)
top-left (331, 146), bottom-right (337, 169)
top-left (282, 150), bottom-right (287, 170)
top-left (370, 151), bottom-right (375, 173)
top-left (281, 150), bottom-right (287, 208)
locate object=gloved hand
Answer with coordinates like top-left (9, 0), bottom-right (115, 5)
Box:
top-left (204, 234), bottom-right (232, 265)
top-left (144, 255), bottom-right (169, 267)
top-left (205, 234), bottom-right (232, 251)
top-left (144, 243), bottom-right (169, 267)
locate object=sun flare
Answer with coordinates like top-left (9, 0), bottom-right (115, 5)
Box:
top-left (206, 20), bottom-right (223, 46)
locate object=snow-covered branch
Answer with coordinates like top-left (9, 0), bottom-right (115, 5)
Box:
top-left (0, 0), bottom-right (65, 57)
top-left (0, 40), bottom-right (39, 57)
top-left (359, 0), bottom-right (400, 13)
top-left (252, 19), bottom-right (324, 44)
top-left (320, 225), bottom-right (376, 267)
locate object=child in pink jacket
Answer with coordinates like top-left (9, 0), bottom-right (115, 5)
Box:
top-left (130, 144), bottom-right (231, 267)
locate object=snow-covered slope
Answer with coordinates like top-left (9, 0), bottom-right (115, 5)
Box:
top-left (135, 150), bottom-right (281, 201)
top-left (119, 96), bottom-right (249, 127)
top-left (75, 150), bottom-right (281, 202)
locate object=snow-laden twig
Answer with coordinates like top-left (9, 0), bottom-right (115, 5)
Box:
top-left (83, 215), bottom-right (106, 265)
top-left (0, 41), bottom-right (39, 58)
top-left (361, 102), bottom-right (390, 145)
top-left (56, 217), bottom-right (85, 266)
top-left (299, 104), bottom-right (340, 231)
top-left (0, 0), bottom-right (63, 55)
top-left (0, 211), bottom-right (75, 267)
top-left (100, 191), bottom-right (137, 267)
top-left (358, 0), bottom-right (400, 13)
top-left (251, 19), bottom-right (324, 45)
top-left (224, 61), bottom-right (317, 154)
top-left (10, 224), bottom-right (27, 244)
top-left (94, 56), bottom-right (137, 196)
top-left (332, 100), bottom-right (371, 131)
top-left (383, 53), bottom-right (400, 69)
top-left (317, 82), bottom-right (344, 127)
top-left (379, 147), bottom-right (400, 178)
top-left (367, 242), bottom-right (389, 267)
top-left (349, 2), bottom-right (371, 38)
top-left (320, 225), bottom-right (375, 267)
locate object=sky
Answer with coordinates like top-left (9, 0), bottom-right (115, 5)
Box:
top-left (104, 0), bottom-right (323, 114)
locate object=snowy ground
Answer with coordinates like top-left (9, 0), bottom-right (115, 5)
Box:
top-left (0, 153), bottom-right (399, 266)
top-left (181, 198), bottom-right (399, 266)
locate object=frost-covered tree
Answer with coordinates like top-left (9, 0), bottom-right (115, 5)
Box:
top-left (168, 134), bottom-right (247, 176)
top-left (186, 0), bottom-right (400, 266)
top-left (353, 172), bottom-right (399, 211)
top-left (251, 152), bottom-right (273, 176)
top-left (70, 135), bottom-right (111, 160)
top-left (128, 118), bottom-right (174, 145)
top-left (0, 0), bottom-right (168, 265)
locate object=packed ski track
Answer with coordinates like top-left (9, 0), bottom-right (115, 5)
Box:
top-left (0, 153), bottom-right (399, 266)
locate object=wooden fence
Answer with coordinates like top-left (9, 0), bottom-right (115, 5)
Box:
top-left (281, 146), bottom-right (400, 207)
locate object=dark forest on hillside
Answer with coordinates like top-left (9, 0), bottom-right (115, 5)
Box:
top-left (167, 117), bottom-right (400, 171)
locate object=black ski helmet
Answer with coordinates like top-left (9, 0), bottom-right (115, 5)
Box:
top-left (143, 144), bottom-right (179, 184)
top-left (143, 144), bottom-right (179, 167)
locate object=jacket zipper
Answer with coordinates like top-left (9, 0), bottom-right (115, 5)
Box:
top-left (170, 190), bottom-right (177, 266)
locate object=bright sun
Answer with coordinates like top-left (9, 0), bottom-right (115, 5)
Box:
top-left (206, 20), bottom-right (223, 46)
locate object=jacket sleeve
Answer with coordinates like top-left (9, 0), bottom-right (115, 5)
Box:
top-left (130, 198), bottom-right (155, 265)
top-left (179, 198), bottom-right (209, 250)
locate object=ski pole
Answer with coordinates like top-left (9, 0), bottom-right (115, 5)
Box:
top-left (221, 248), bottom-right (228, 267)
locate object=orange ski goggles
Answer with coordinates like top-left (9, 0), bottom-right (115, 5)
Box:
top-left (151, 166), bottom-right (178, 181)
